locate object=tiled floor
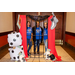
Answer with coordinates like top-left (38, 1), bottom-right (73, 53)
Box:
top-left (61, 44), bottom-right (75, 60)
top-left (0, 45), bottom-right (75, 62)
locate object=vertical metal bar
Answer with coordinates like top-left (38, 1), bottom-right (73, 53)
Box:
top-left (34, 20), bottom-right (36, 58)
top-left (30, 18), bottom-right (32, 58)
top-left (39, 20), bottom-right (40, 58)
top-left (43, 20), bottom-right (44, 58)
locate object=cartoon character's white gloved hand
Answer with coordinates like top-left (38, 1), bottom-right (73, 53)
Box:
top-left (50, 12), bottom-right (58, 30)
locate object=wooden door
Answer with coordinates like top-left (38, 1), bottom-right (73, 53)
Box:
top-left (55, 15), bottom-right (63, 40)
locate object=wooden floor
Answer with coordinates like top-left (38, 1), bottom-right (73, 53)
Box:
top-left (0, 44), bottom-right (75, 62)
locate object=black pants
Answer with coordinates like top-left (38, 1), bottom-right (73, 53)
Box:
top-left (34, 40), bottom-right (40, 52)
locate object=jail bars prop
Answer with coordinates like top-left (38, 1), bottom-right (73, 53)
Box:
top-left (26, 16), bottom-right (46, 58)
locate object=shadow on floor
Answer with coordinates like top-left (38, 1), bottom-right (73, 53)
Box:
top-left (0, 45), bottom-right (9, 59)
top-left (61, 44), bottom-right (75, 60)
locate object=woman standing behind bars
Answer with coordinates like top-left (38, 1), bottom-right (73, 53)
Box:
top-left (32, 21), bottom-right (43, 54)
top-left (44, 22), bottom-right (48, 52)
top-left (27, 21), bottom-right (32, 56)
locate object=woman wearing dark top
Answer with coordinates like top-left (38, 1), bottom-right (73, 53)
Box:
top-left (32, 21), bottom-right (43, 54)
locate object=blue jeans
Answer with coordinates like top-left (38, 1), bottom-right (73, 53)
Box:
top-left (34, 40), bottom-right (40, 52)
top-left (44, 40), bottom-right (48, 52)
top-left (27, 39), bottom-right (32, 54)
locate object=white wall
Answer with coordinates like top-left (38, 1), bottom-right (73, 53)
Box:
top-left (66, 12), bottom-right (75, 33)
top-left (0, 12), bottom-right (13, 33)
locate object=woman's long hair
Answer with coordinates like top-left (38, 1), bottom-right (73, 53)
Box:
top-left (36, 21), bottom-right (40, 28)
top-left (44, 22), bottom-right (48, 29)
top-left (27, 21), bottom-right (31, 29)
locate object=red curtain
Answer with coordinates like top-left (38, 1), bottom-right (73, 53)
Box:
top-left (48, 15), bottom-right (61, 61)
top-left (19, 15), bottom-right (28, 59)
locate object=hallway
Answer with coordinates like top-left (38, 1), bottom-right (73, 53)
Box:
top-left (0, 45), bottom-right (75, 62)
top-left (0, 12), bottom-right (75, 62)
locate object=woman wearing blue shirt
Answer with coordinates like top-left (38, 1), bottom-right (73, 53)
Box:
top-left (27, 21), bottom-right (32, 56)
top-left (44, 22), bottom-right (48, 52)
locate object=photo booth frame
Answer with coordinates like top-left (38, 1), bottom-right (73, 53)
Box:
top-left (17, 14), bottom-right (61, 61)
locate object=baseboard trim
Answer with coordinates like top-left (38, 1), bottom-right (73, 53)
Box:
top-left (65, 42), bottom-right (75, 50)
